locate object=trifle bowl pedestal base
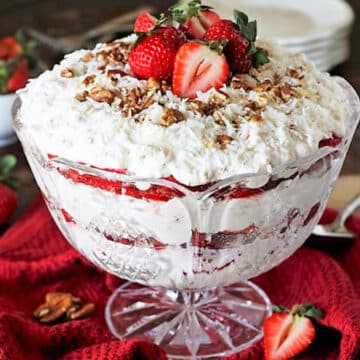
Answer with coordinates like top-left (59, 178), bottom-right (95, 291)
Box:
top-left (105, 281), bottom-right (272, 359)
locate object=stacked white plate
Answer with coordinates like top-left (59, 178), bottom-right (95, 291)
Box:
top-left (206, 0), bottom-right (355, 72)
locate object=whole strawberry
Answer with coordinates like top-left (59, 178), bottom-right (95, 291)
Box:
top-left (170, 0), bottom-right (220, 39)
top-left (264, 302), bottom-right (323, 360)
top-left (204, 10), bottom-right (269, 74)
top-left (0, 155), bottom-right (19, 226)
top-left (129, 25), bottom-right (186, 81)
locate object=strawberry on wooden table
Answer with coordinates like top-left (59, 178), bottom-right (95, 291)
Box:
top-left (128, 24), bottom-right (186, 81)
top-left (172, 40), bottom-right (230, 99)
top-left (264, 302), bottom-right (323, 360)
top-left (170, 0), bottom-right (220, 39)
top-left (0, 155), bottom-right (19, 226)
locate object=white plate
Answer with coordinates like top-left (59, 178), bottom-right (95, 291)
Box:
top-left (313, 47), bottom-right (350, 71)
top-left (206, 0), bottom-right (354, 45)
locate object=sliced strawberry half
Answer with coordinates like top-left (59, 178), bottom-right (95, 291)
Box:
top-left (264, 303), bottom-right (323, 360)
top-left (173, 40), bottom-right (230, 99)
top-left (170, 0), bottom-right (220, 39)
top-left (134, 11), bottom-right (157, 33)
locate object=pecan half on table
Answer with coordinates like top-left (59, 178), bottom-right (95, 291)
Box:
top-left (33, 292), bottom-right (95, 324)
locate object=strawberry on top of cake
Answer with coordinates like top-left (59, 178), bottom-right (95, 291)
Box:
top-left (17, 0), bottom-right (350, 186)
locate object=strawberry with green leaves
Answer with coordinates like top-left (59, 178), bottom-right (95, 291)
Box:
top-left (0, 30), bottom-right (40, 94)
top-left (0, 155), bottom-right (19, 227)
top-left (170, 0), bottom-right (220, 39)
top-left (264, 302), bottom-right (324, 360)
top-left (203, 10), bottom-right (270, 73)
top-left (129, 17), bottom-right (186, 81)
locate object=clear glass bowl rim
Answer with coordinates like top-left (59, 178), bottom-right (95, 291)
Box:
top-left (12, 76), bottom-right (360, 193)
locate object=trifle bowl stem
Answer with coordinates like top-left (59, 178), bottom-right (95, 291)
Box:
top-left (105, 281), bottom-right (271, 359)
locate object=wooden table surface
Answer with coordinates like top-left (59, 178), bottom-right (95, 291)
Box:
top-left (0, 0), bottom-right (359, 226)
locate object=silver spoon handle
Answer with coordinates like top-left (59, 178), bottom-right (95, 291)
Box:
top-left (337, 194), bottom-right (360, 228)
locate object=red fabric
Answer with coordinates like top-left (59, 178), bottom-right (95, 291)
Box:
top-left (0, 197), bottom-right (360, 360)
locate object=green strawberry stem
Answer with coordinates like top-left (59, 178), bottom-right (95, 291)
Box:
top-left (272, 302), bottom-right (324, 320)
top-left (233, 9), bottom-right (270, 68)
top-left (0, 155), bottom-right (20, 189)
top-left (170, 0), bottom-right (212, 24)
top-left (194, 39), bottom-right (228, 55)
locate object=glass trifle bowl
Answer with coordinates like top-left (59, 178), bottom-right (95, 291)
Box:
top-left (12, 76), bottom-right (360, 359)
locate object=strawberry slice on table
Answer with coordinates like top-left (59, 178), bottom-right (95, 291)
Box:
top-left (7, 60), bottom-right (30, 93)
top-left (172, 40), bottom-right (230, 99)
top-left (203, 10), bottom-right (269, 73)
top-left (170, 0), bottom-right (220, 39)
top-left (0, 155), bottom-right (19, 227)
top-left (264, 302), bottom-right (323, 360)
top-left (129, 25), bottom-right (186, 81)
top-left (134, 11), bottom-right (157, 33)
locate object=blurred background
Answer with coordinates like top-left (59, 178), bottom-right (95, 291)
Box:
top-left (0, 0), bottom-right (359, 215)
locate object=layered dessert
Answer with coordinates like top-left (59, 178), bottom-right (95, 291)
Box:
top-left (15, 1), bottom-right (355, 290)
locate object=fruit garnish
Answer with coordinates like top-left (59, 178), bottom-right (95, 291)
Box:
top-left (7, 59), bottom-right (29, 92)
top-left (129, 26), bottom-right (186, 81)
top-left (264, 302), bottom-right (323, 360)
top-left (203, 19), bottom-right (250, 73)
top-left (203, 10), bottom-right (269, 73)
top-left (234, 10), bottom-right (270, 68)
top-left (0, 30), bottom-right (40, 94)
top-left (134, 11), bottom-right (157, 33)
top-left (170, 0), bottom-right (220, 39)
top-left (0, 155), bottom-right (19, 226)
top-left (0, 37), bottom-right (22, 61)
top-left (172, 40), bottom-right (230, 99)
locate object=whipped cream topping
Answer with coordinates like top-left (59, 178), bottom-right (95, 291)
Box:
top-left (18, 35), bottom-right (350, 186)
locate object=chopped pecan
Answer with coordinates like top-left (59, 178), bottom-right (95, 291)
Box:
top-left (280, 83), bottom-right (292, 102)
top-left (286, 66), bottom-right (305, 80)
top-left (82, 75), bottom-right (96, 86)
top-left (230, 74), bottom-right (257, 90)
top-left (68, 303), bottom-right (95, 320)
top-left (80, 52), bottom-right (94, 62)
top-left (250, 114), bottom-right (263, 122)
top-left (216, 134), bottom-right (233, 148)
top-left (33, 292), bottom-right (95, 324)
top-left (146, 77), bottom-right (160, 90)
top-left (60, 68), bottom-right (74, 78)
top-left (245, 101), bottom-right (259, 111)
top-left (89, 86), bottom-right (115, 104)
top-left (254, 79), bottom-right (272, 92)
top-left (213, 110), bottom-right (225, 125)
top-left (107, 69), bottom-right (127, 78)
top-left (255, 93), bottom-right (268, 108)
top-left (161, 108), bottom-right (186, 126)
top-left (75, 91), bottom-right (89, 102)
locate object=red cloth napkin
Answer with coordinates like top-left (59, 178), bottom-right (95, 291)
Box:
top-left (0, 197), bottom-right (360, 360)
